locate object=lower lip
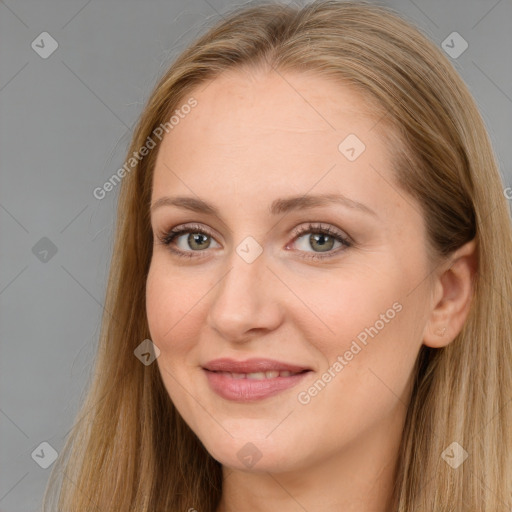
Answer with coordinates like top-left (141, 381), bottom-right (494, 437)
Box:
top-left (203, 369), bottom-right (311, 402)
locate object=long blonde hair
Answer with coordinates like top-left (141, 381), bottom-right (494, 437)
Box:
top-left (42, 1), bottom-right (512, 510)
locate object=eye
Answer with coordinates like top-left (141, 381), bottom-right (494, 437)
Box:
top-left (155, 222), bottom-right (352, 260)
top-left (288, 222), bottom-right (352, 260)
top-left (156, 224), bottom-right (220, 259)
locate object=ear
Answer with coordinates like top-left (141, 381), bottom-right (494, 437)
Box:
top-left (423, 239), bottom-right (478, 348)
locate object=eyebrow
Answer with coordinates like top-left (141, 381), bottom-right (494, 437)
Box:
top-left (150, 193), bottom-right (377, 218)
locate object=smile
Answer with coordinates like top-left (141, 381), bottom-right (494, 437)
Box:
top-left (213, 370), bottom-right (304, 379)
top-left (203, 368), bottom-right (311, 401)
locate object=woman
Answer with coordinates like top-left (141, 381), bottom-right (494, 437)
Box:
top-left (42, 1), bottom-right (512, 510)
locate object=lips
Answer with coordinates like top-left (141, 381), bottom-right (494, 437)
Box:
top-left (202, 358), bottom-right (312, 401)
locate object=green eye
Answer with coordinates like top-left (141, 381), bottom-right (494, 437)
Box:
top-left (158, 222), bottom-right (352, 261)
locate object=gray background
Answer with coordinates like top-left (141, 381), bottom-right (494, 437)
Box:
top-left (0, 0), bottom-right (511, 510)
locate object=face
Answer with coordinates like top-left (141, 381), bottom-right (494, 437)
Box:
top-left (146, 69), bottom-right (435, 473)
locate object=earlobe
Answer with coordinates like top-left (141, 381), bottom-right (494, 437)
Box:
top-left (433, 326), bottom-right (447, 337)
top-left (423, 239), bottom-right (478, 348)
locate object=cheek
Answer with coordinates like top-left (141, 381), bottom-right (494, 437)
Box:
top-left (146, 260), bottom-right (195, 353)
top-left (289, 261), bottom-right (425, 402)
top-left (286, 261), bottom-right (405, 350)
top-left (146, 257), bottom-right (220, 369)
top-left (145, 260), bottom-right (207, 419)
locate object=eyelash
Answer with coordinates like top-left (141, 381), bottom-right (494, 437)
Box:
top-left (156, 222), bottom-right (352, 261)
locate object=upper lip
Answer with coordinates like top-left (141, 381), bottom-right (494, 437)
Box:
top-left (203, 357), bottom-right (311, 373)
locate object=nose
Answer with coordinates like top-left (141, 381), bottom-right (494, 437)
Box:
top-left (206, 247), bottom-right (283, 343)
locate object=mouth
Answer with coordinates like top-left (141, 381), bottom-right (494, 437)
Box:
top-left (201, 358), bottom-right (312, 401)
top-left (205, 369), bottom-right (309, 380)
top-left (202, 357), bottom-right (311, 374)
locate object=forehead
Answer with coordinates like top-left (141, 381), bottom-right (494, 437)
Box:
top-left (151, 69), bottom-right (404, 219)
top-left (170, 68), bottom-right (382, 142)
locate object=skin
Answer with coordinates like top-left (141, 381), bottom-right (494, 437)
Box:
top-left (146, 68), bottom-right (477, 511)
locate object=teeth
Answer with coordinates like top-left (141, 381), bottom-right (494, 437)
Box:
top-left (246, 372), bottom-right (267, 380)
top-left (217, 370), bottom-right (301, 379)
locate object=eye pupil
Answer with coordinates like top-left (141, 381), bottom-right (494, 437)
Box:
top-left (189, 233), bottom-right (210, 250)
top-left (310, 233), bottom-right (334, 252)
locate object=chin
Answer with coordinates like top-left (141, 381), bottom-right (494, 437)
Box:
top-left (197, 429), bottom-right (306, 474)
